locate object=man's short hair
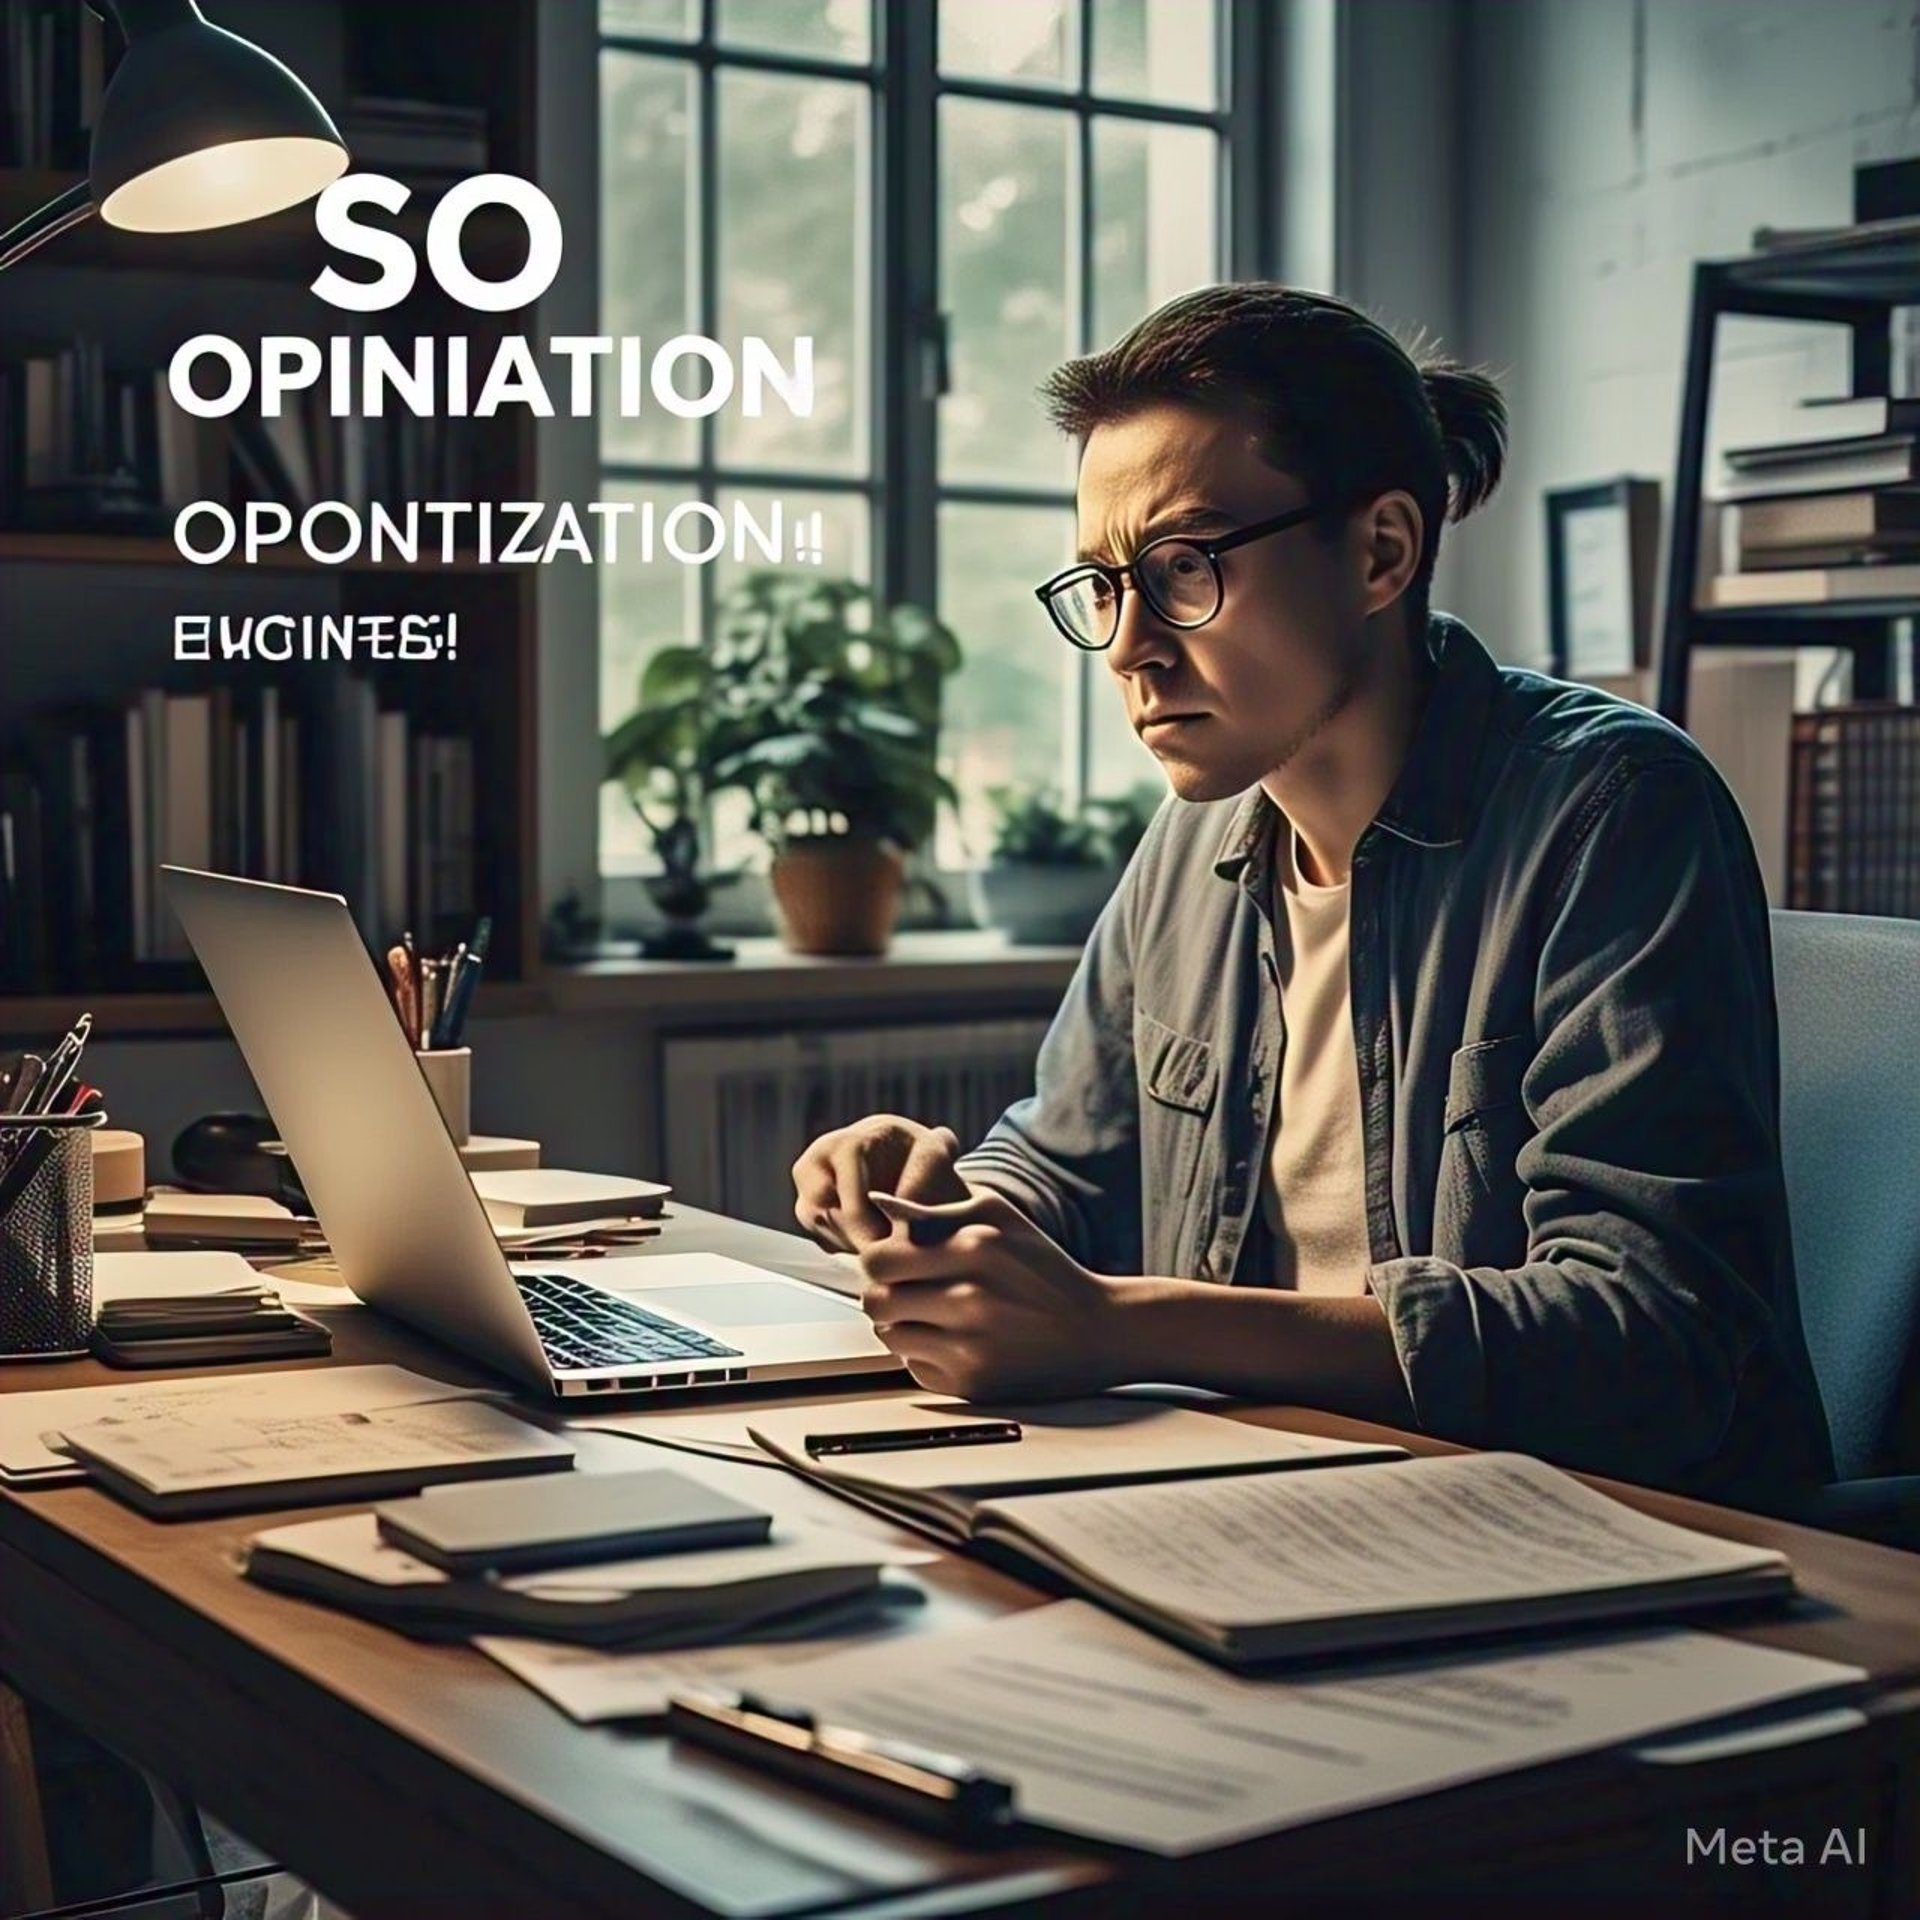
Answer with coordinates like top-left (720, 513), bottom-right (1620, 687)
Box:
top-left (1041, 283), bottom-right (1508, 635)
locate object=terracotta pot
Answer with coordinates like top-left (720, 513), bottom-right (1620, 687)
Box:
top-left (770, 837), bottom-right (905, 956)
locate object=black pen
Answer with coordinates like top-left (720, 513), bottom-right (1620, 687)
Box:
top-left (804, 1420), bottom-right (1022, 1458)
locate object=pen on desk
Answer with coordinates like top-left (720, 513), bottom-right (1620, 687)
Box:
top-left (666, 1688), bottom-right (1016, 1840)
top-left (8, 1054), bottom-right (45, 1116)
top-left (804, 1420), bottom-right (1022, 1458)
top-left (418, 959), bottom-right (443, 1051)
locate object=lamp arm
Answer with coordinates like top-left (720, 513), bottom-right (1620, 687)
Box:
top-left (0, 182), bottom-right (96, 275)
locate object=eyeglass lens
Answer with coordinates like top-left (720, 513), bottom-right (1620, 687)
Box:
top-left (1051, 542), bottom-right (1222, 647)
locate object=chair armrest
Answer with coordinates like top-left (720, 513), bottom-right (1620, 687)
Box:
top-left (1781, 1476), bottom-right (1920, 1552)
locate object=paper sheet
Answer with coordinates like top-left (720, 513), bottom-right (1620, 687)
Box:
top-left (747, 1395), bottom-right (1406, 1495)
top-left (727, 1600), bottom-right (1864, 1856)
top-left (0, 1363), bottom-right (488, 1484)
top-left (93, 1251), bottom-right (353, 1309)
top-left (980, 1451), bottom-right (1786, 1631)
top-left (477, 1588), bottom-right (929, 1722)
top-left (60, 1399), bottom-right (570, 1496)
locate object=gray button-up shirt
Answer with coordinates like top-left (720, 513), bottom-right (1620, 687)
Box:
top-left (958, 613), bottom-right (1834, 1506)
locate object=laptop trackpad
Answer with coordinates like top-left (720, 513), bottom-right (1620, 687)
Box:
top-left (641, 1282), bottom-right (860, 1329)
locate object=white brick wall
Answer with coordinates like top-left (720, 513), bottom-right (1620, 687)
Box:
top-left (1446, 0), bottom-right (1920, 669)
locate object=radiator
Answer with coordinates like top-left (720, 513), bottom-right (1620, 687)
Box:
top-left (661, 1019), bottom-right (1050, 1230)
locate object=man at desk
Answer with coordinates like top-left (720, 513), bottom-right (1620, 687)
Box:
top-left (793, 283), bottom-right (1832, 1510)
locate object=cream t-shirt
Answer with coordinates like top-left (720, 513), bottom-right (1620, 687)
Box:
top-left (1258, 822), bottom-right (1372, 1294)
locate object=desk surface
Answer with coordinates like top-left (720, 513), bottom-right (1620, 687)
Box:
top-left (5, 1214), bottom-right (1920, 1920)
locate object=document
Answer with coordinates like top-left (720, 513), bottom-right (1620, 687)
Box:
top-left (59, 1398), bottom-right (573, 1510)
top-left (93, 1250), bottom-right (352, 1309)
top-left (726, 1600), bottom-right (1865, 1856)
top-left (0, 1363), bottom-right (488, 1485)
top-left (477, 1590), bottom-right (930, 1722)
top-left (976, 1451), bottom-right (1788, 1649)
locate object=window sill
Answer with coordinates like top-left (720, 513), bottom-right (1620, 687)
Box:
top-left (541, 929), bottom-right (1081, 1019)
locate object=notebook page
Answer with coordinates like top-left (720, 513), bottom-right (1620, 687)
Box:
top-left (979, 1452), bottom-right (1787, 1632)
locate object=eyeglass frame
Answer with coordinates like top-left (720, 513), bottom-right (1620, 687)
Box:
top-left (1032, 502), bottom-right (1328, 652)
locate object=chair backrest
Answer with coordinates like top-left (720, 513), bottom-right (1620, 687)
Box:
top-left (1771, 910), bottom-right (1920, 1478)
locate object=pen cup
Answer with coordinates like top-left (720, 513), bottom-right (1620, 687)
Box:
top-left (0, 1113), bottom-right (106, 1361)
top-left (416, 1047), bottom-right (472, 1146)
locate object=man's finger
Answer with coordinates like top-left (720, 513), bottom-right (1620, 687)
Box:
top-left (828, 1138), bottom-right (889, 1244)
top-left (896, 1125), bottom-right (966, 1205)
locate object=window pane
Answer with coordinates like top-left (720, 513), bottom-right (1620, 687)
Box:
top-left (601, 0), bottom-right (696, 39)
top-left (1092, 119), bottom-right (1218, 344)
top-left (706, 488), bottom-right (874, 869)
top-left (1086, 657), bottom-right (1162, 801)
top-left (938, 502), bottom-right (1077, 867)
top-left (939, 100), bottom-right (1077, 489)
top-left (1091, 0), bottom-right (1217, 107)
top-left (600, 481), bottom-right (703, 874)
top-left (718, 0), bottom-right (871, 63)
top-left (939, 0), bottom-right (1078, 86)
top-left (717, 71), bottom-right (869, 474)
top-left (601, 54), bottom-right (698, 467)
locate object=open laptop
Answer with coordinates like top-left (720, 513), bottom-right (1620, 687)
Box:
top-left (163, 868), bottom-right (896, 1399)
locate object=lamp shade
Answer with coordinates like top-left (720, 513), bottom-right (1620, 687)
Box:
top-left (91, 4), bottom-right (348, 233)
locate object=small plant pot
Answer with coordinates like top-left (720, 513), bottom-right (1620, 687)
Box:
top-left (971, 862), bottom-right (1118, 947)
top-left (770, 837), bottom-right (906, 956)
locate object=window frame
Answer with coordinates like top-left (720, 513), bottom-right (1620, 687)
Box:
top-left (595, 0), bottom-right (1276, 887)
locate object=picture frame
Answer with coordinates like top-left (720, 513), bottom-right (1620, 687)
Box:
top-left (1544, 477), bottom-right (1661, 680)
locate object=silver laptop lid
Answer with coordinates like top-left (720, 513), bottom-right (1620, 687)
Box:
top-left (163, 867), bottom-right (551, 1389)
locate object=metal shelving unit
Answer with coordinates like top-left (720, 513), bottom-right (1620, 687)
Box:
top-left (1658, 231), bottom-right (1920, 725)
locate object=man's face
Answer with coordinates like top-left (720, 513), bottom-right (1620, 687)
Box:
top-left (1073, 401), bottom-right (1369, 802)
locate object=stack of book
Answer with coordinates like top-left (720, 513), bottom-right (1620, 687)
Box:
top-left (1709, 394), bottom-right (1920, 607)
top-left (0, 0), bottom-right (112, 168)
top-left (0, 345), bottom-right (480, 532)
top-left (1788, 705), bottom-right (1920, 918)
top-left (0, 688), bottom-right (476, 990)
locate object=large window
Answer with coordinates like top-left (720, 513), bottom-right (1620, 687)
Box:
top-left (598, 0), bottom-right (1261, 877)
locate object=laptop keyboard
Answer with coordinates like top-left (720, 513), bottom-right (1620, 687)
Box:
top-left (515, 1271), bottom-right (744, 1373)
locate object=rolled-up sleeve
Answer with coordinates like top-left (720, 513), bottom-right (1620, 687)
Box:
top-left (955, 820), bottom-right (1159, 1275)
top-left (1367, 755), bottom-right (1796, 1485)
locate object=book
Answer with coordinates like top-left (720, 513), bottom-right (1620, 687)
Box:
top-left (1715, 442), bottom-right (1920, 498)
top-left (745, 1397), bottom-right (1409, 1546)
top-left (57, 1398), bottom-right (575, 1517)
top-left (1734, 488), bottom-right (1920, 550)
top-left (750, 1408), bottom-right (1793, 1671)
top-left (374, 1467), bottom-right (771, 1574)
top-left (1705, 564), bottom-right (1920, 608)
top-left (143, 1190), bottom-right (311, 1248)
top-left (244, 1510), bottom-right (926, 1646)
top-left (1788, 706), bottom-right (1920, 917)
top-left (470, 1170), bottom-right (672, 1229)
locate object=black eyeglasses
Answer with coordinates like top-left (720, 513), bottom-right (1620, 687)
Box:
top-left (1033, 503), bottom-right (1325, 652)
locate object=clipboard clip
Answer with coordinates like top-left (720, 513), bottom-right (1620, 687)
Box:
top-left (666, 1687), bottom-right (1017, 1842)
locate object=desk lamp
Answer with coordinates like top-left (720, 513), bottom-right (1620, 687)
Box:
top-left (0, 0), bottom-right (348, 273)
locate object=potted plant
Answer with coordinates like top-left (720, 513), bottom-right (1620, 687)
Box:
top-left (971, 782), bottom-right (1162, 946)
top-left (602, 643), bottom-right (740, 960)
top-left (707, 573), bottom-right (962, 957)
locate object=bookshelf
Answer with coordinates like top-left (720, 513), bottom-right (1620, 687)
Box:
top-left (1657, 233), bottom-right (1919, 726)
top-left (0, 0), bottom-right (543, 1036)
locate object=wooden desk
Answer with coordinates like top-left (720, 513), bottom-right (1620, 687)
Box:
top-left (3, 1219), bottom-right (1919, 1919)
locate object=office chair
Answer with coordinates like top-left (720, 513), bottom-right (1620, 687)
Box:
top-left (1771, 909), bottom-right (1920, 1550)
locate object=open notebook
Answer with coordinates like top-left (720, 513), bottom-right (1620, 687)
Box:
top-left (748, 1402), bottom-right (1791, 1669)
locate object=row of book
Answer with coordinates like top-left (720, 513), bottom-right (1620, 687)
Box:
top-left (1787, 705), bottom-right (1920, 919)
top-left (0, 344), bottom-right (481, 531)
top-left (1, 0), bottom-right (113, 170)
top-left (0, 684), bottom-right (477, 993)
top-left (1709, 393), bottom-right (1920, 609)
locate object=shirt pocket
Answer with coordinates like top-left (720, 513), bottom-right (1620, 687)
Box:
top-left (1442, 1032), bottom-right (1531, 1209)
top-left (1135, 1009), bottom-right (1220, 1273)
